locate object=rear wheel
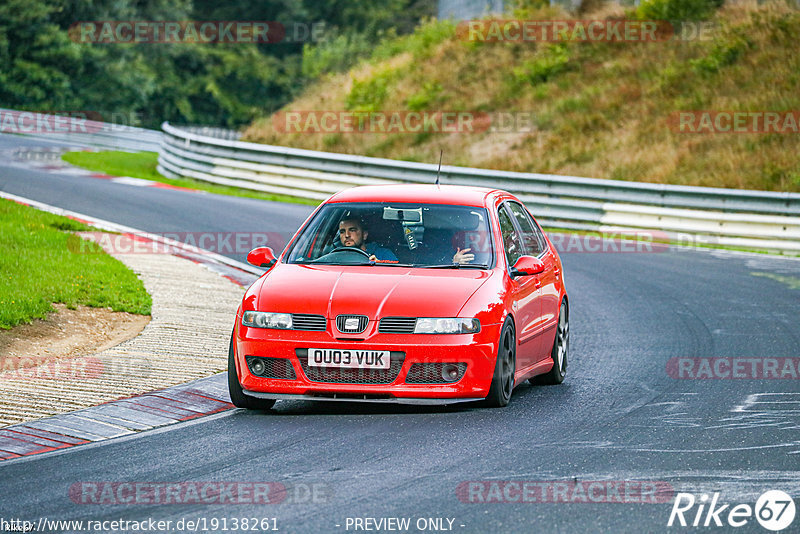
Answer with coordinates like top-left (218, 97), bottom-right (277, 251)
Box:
top-left (531, 300), bottom-right (568, 385)
top-left (484, 319), bottom-right (516, 407)
top-left (228, 333), bottom-right (276, 410)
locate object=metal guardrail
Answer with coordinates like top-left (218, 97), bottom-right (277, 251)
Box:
top-left (159, 122), bottom-right (800, 252)
top-left (0, 108), bottom-right (162, 152)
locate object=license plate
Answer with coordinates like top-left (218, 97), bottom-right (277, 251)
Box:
top-left (307, 348), bottom-right (390, 369)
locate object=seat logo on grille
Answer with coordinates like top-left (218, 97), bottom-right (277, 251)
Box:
top-left (336, 315), bottom-right (367, 333)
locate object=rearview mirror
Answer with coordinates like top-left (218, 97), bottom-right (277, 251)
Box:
top-left (510, 256), bottom-right (545, 277)
top-left (247, 247), bottom-right (277, 268)
top-left (383, 206), bottom-right (422, 223)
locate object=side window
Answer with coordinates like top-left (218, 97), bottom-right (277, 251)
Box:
top-left (497, 206), bottom-right (523, 266)
top-left (507, 202), bottom-right (545, 256)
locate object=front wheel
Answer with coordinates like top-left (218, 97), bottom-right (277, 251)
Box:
top-left (484, 319), bottom-right (516, 407)
top-left (228, 333), bottom-right (276, 410)
top-left (531, 300), bottom-right (568, 385)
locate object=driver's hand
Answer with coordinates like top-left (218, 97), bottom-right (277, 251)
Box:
top-left (453, 248), bottom-right (474, 264)
top-left (369, 254), bottom-right (378, 262)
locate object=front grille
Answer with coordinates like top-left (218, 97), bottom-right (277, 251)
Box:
top-left (245, 356), bottom-right (297, 380)
top-left (405, 362), bottom-right (467, 384)
top-left (378, 317), bottom-right (417, 334)
top-left (296, 349), bottom-right (404, 384)
top-left (336, 315), bottom-right (369, 334)
top-left (291, 314), bottom-right (326, 331)
top-left (308, 393), bottom-right (394, 401)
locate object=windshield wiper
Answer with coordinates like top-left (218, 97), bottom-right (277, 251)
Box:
top-left (303, 260), bottom-right (415, 267)
top-left (417, 263), bottom-right (489, 269)
top-left (307, 260), bottom-right (371, 265)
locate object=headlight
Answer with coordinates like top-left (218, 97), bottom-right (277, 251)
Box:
top-left (413, 318), bottom-right (480, 334)
top-left (242, 311), bottom-right (293, 329)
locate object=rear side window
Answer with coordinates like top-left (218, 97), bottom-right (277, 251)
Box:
top-left (507, 202), bottom-right (546, 257)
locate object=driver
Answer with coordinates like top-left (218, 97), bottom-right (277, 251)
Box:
top-left (338, 217), bottom-right (398, 262)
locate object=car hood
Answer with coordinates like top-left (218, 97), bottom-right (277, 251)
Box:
top-left (252, 264), bottom-right (493, 319)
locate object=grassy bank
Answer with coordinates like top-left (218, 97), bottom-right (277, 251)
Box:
top-left (243, 1), bottom-right (800, 192)
top-left (61, 151), bottom-right (319, 206)
top-left (0, 199), bottom-right (152, 329)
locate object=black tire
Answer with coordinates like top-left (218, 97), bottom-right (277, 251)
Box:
top-left (228, 333), bottom-right (276, 411)
top-left (484, 319), bottom-right (516, 408)
top-left (531, 299), bottom-right (568, 385)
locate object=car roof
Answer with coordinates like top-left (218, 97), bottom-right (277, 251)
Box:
top-left (326, 184), bottom-right (502, 207)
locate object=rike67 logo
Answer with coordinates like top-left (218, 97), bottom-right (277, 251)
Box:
top-left (668, 490), bottom-right (795, 531)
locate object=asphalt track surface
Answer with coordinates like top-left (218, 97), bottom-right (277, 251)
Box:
top-left (1, 134), bottom-right (799, 533)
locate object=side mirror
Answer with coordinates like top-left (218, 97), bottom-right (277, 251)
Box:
top-left (510, 256), bottom-right (545, 277)
top-left (247, 247), bottom-right (277, 268)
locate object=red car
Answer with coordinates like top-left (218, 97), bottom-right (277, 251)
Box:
top-left (229, 185), bottom-right (568, 409)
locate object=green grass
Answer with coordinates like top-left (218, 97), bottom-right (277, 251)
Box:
top-left (0, 199), bottom-right (152, 329)
top-left (61, 151), bottom-right (320, 206)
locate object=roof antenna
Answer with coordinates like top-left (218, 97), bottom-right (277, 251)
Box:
top-left (435, 150), bottom-right (443, 186)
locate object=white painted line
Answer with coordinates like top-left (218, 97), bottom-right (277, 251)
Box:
top-left (110, 177), bottom-right (156, 186)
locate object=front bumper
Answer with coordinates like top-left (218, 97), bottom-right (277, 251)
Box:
top-left (241, 391), bottom-right (485, 405)
top-left (235, 323), bottom-right (501, 401)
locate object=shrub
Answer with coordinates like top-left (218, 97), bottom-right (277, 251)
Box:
top-left (636, 0), bottom-right (724, 21)
top-left (345, 67), bottom-right (399, 112)
top-left (406, 82), bottom-right (444, 111)
top-left (513, 43), bottom-right (571, 85)
top-left (302, 32), bottom-right (374, 79)
top-left (690, 36), bottom-right (750, 75)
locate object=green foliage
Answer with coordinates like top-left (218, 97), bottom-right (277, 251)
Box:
top-left (690, 36), bottom-right (750, 75)
top-left (345, 68), bottom-right (400, 112)
top-left (512, 43), bottom-right (571, 86)
top-left (0, 0), bottom-right (436, 128)
top-left (371, 18), bottom-right (456, 62)
top-left (510, 0), bottom-right (551, 18)
top-left (406, 81), bottom-right (443, 111)
top-left (302, 17), bottom-right (453, 79)
top-left (636, 0), bottom-right (724, 21)
top-left (0, 199), bottom-right (151, 329)
top-left (301, 32), bottom-right (374, 79)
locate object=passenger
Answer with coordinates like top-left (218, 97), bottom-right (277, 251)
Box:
top-left (337, 217), bottom-right (398, 262)
top-left (420, 229), bottom-right (478, 265)
top-left (452, 247), bottom-right (474, 264)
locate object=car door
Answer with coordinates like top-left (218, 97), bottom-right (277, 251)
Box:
top-left (498, 203), bottom-right (542, 371)
top-left (507, 201), bottom-right (560, 363)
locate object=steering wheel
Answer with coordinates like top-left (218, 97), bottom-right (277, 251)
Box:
top-left (330, 246), bottom-right (370, 258)
top-left (312, 246), bottom-right (371, 263)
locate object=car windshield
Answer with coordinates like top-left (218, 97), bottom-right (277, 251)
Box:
top-left (286, 202), bottom-right (493, 268)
